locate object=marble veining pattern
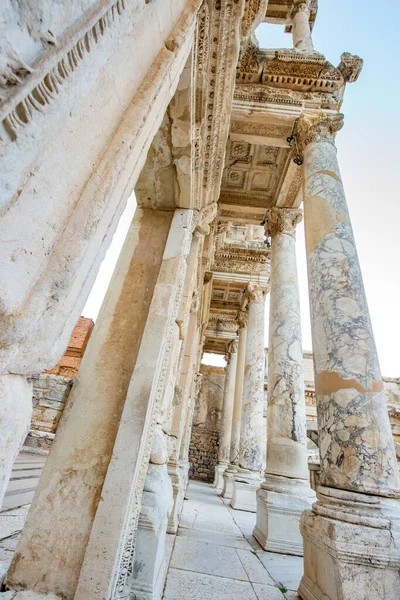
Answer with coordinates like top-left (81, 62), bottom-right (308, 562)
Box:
top-left (303, 137), bottom-right (400, 495)
top-left (265, 210), bottom-right (308, 480)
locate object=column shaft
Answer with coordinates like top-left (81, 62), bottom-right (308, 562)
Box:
top-left (291, 1), bottom-right (314, 52)
top-left (265, 208), bottom-right (308, 480)
top-left (214, 340), bottom-right (238, 490)
top-left (300, 114), bottom-right (399, 496)
top-left (230, 321), bottom-right (248, 466)
top-left (239, 292), bottom-right (265, 472)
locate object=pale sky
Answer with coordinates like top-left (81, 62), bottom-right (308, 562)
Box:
top-left (84, 1), bottom-right (400, 376)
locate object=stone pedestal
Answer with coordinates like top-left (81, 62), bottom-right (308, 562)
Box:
top-left (231, 468), bottom-right (261, 513)
top-left (296, 113), bottom-right (400, 600)
top-left (254, 207), bottom-right (314, 554)
top-left (232, 286), bottom-right (266, 512)
top-left (214, 340), bottom-right (238, 490)
top-left (0, 375), bottom-right (32, 508)
top-left (254, 475), bottom-right (314, 555)
top-left (131, 462), bottom-right (173, 600)
top-left (167, 460), bottom-right (189, 534)
top-left (299, 487), bottom-right (400, 600)
top-left (222, 466), bottom-right (236, 499)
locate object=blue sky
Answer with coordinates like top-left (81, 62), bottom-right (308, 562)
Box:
top-left (84, 2), bottom-right (400, 376)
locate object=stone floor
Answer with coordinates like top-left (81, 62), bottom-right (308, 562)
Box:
top-left (0, 457), bottom-right (303, 599)
top-left (163, 481), bottom-right (302, 600)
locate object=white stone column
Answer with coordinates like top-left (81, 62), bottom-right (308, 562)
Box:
top-left (253, 207), bottom-right (314, 555)
top-left (214, 339), bottom-right (238, 490)
top-left (222, 309), bottom-right (248, 499)
top-left (232, 285), bottom-right (266, 512)
top-left (291, 0), bottom-right (314, 52)
top-left (0, 375), bottom-right (33, 507)
top-left (297, 113), bottom-right (400, 600)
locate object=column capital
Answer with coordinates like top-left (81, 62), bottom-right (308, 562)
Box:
top-left (226, 339), bottom-right (239, 362)
top-left (291, 0), bottom-right (311, 18)
top-left (297, 112), bottom-right (344, 150)
top-left (237, 308), bottom-right (249, 330)
top-left (244, 283), bottom-right (268, 304)
top-left (264, 207), bottom-right (303, 238)
top-left (195, 202), bottom-right (218, 235)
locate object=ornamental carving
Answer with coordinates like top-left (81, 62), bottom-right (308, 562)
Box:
top-left (227, 338), bottom-right (239, 357)
top-left (291, 0), bottom-right (312, 18)
top-left (244, 282), bottom-right (267, 304)
top-left (237, 308), bottom-right (249, 329)
top-left (338, 52), bottom-right (363, 83)
top-left (297, 112), bottom-right (344, 149)
top-left (241, 0), bottom-right (269, 38)
top-left (196, 202), bottom-right (218, 235)
top-left (264, 207), bottom-right (303, 238)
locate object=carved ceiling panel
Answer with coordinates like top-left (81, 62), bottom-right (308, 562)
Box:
top-left (220, 138), bottom-right (290, 207)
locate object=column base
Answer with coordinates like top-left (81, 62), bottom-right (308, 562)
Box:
top-left (253, 473), bottom-right (315, 556)
top-left (213, 463), bottom-right (228, 491)
top-left (167, 460), bottom-right (189, 534)
top-left (221, 465), bottom-right (237, 499)
top-left (230, 469), bottom-right (261, 512)
top-left (131, 463), bottom-right (173, 600)
top-left (298, 486), bottom-right (400, 600)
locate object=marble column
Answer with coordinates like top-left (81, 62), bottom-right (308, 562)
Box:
top-left (296, 113), bottom-right (400, 600)
top-left (253, 207), bottom-right (315, 555)
top-left (222, 309), bottom-right (248, 499)
top-left (214, 339), bottom-right (238, 490)
top-left (291, 0), bottom-right (314, 52)
top-left (232, 284), bottom-right (266, 512)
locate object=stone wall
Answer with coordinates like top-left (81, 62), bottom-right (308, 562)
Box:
top-left (189, 364), bottom-right (226, 482)
top-left (23, 317), bottom-right (94, 453)
top-left (24, 374), bottom-right (73, 453)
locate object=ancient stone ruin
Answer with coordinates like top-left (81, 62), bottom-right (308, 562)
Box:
top-left (0, 2), bottom-right (399, 600)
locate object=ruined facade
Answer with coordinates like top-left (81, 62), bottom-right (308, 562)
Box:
top-left (0, 2), bottom-right (399, 600)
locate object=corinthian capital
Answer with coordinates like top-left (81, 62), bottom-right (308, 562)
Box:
top-left (244, 282), bottom-right (267, 304)
top-left (264, 207), bottom-right (303, 238)
top-left (196, 202), bottom-right (218, 235)
top-left (291, 0), bottom-right (311, 18)
top-left (297, 113), bottom-right (344, 150)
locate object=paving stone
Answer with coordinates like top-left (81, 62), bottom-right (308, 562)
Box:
top-left (236, 549), bottom-right (276, 585)
top-left (252, 583), bottom-right (286, 600)
top-left (170, 537), bottom-right (248, 581)
top-left (257, 552), bottom-right (303, 591)
top-left (163, 569), bottom-right (258, 600)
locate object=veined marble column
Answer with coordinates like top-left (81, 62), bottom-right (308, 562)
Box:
top-left (297, 113), bottom-right (400, 600)
top-left (222, 310), bottom-right (248, 499)
top-left (214, 339), bottom-right (238, 490)
top-left (232, 285), bottom-right (266, 512)
top-left (291, 0), bottom-right (314, 52)
top-left (253, 207), bottom-right (315, 556)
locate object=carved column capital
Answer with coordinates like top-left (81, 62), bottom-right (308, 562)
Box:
top-left (297, 112), bottom-right (344, 150)
top-left (264, 207), bottom-right (303, 238)
top-left (237, 308), bottom-right (249, 330)
top-left (244, 283), bottom-right (267, 304)
top-left (291, 0), bottom-right (311, 18)
top-left (226, 338), bottom-right (239, 362)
